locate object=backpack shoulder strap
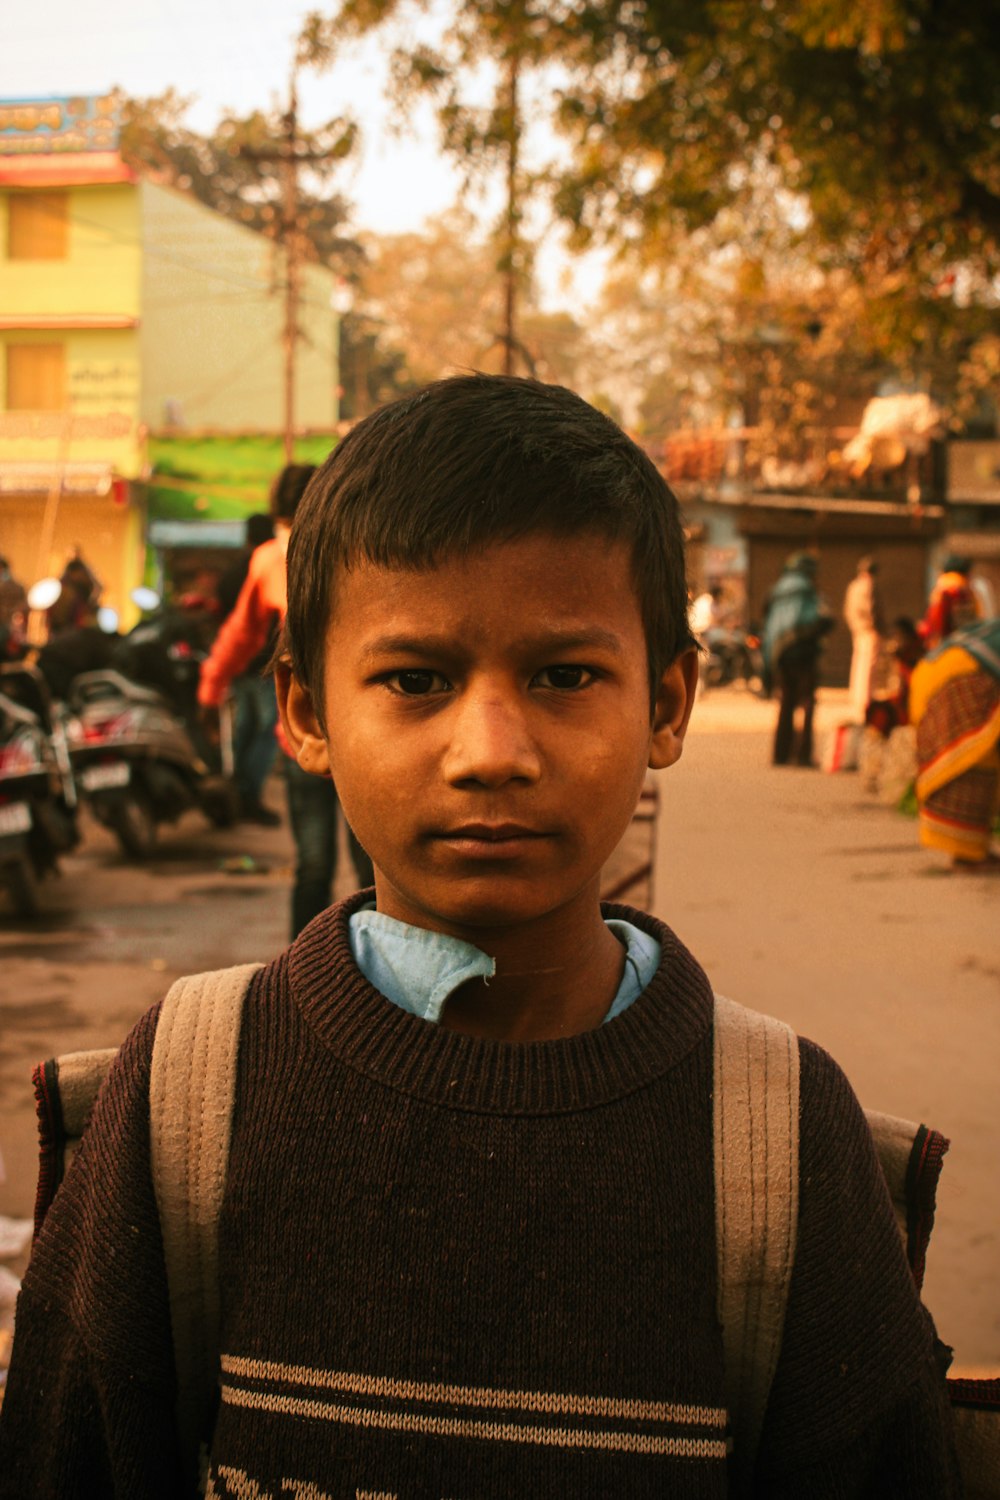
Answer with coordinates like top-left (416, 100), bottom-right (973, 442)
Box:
top-left (32, 1048), bottom-right (119, 1236)
top-left (712, 992), bottom-right (800, 1488)
top-left (712, 996), bottom-right (954, 1488)
top-left (148, 961), bottom-right (263, 1486)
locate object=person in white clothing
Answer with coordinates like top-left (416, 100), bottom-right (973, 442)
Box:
top-left (843, 557), bottom-right (883, 721)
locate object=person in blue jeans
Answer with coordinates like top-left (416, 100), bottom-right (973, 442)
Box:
top-left (284, 755), bottom-right (374, 936)
top-left (200, 467), bottom-right (374, 932)
top-left (214, 513), bottom-right (281, 825)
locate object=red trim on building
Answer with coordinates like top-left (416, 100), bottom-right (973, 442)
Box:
top-left (0, 152), bottom-right (135, 187)
top-left (0, 315), bottom-right (139, 330)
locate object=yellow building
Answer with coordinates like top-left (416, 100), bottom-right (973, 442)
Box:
top-left (0, 95), bottom-right (340, 623)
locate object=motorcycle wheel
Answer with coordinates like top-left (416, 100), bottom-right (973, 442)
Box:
top-left (3, 858), bottom-right (40, 918)
top-left (202, 779), bottom-right (240, 829)
top-left (735, 648), bottom-right (762, 693)
top-left (110, 793), bottom-right (158, 859)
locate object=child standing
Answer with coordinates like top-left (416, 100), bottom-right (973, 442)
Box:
top-left (0, 377), bottom-right (958, 1496)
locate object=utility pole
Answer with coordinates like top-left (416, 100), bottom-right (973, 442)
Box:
top-left (502, 48), bottom-right (521, 379)
top-left (241, 63), bottom-right (327, 461)
top-left (483, 44), bottom-right (535, 379)
top-left (281, 73), bottom-right (301, 463)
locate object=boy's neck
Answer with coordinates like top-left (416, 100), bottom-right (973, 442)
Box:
top-left (375, 888), bottom-right (627, 1042)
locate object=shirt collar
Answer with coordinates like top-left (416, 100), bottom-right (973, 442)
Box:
top-left (348, 905), bottom-right (660, 1026)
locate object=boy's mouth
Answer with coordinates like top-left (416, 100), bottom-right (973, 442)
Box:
top-left (431, 823), bottom-right (550, 857)
top-left (438, 823), bottom-right (547, 843)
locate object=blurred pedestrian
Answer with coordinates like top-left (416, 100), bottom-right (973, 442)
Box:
top-left (970, 568), bottom-right (997, 622)
top-left (843, 556), bottom-right (883, 721)
top-left (46, 550), bottom-right (101, 635)
top-left (689, 583), bottom-right (725, 643)
top-left (0, 556), bottom-right (28, 632)
top-left (909, 616), bottom-right (1000, 870)
top-left (918, 555), bottom-right (981, 650)
top-left (762, 553), bottom-right (834, 767)
top-left (214, 512), bottom-right (279, 825)
top-left (198, 464), bottom-right (374, 934)
top-left (865, 617), bottom-right (924, 738)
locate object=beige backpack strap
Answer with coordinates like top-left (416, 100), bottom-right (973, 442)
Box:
top-left (149, 962), bottom-right (263, 1487)
top-left (713, 993), bottom-right (800, 1490)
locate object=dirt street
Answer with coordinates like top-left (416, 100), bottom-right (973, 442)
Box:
top-left (1, 686), bottom-right (997, 1374)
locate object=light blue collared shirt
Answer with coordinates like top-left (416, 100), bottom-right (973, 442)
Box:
top-left (348, 906), bottom-right (661, 1026)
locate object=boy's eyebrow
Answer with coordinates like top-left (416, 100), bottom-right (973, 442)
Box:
top-left (359, 626), bottom-right (628, 661)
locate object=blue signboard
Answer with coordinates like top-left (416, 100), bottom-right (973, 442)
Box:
top-left (0, 94), bottom-right (121, 155)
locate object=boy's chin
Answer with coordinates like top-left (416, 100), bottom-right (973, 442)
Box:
top-left (373, 870), bottom-right (600, 938)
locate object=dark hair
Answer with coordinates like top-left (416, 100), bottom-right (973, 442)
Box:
top-left (284, 375), bottom-right (693, 719)
top-left (270, 464), bottom-right (318, 522)
top-left (245, 512), bottom-right (275, 550)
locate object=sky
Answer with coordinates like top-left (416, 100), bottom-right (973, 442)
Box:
top-left (2, 0), bottom-right (606, 309)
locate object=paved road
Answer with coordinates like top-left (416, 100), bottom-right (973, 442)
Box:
top-left (1, 687), bottom-right (996, 1370)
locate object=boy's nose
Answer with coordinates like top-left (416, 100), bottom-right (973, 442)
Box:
top-left (441, 690), bottom-right (542, 788)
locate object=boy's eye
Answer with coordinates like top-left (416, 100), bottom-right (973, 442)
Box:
top-left (388, 669), bottom-right (450, 696)
top-left (534, 665), bottom-right (594, 690)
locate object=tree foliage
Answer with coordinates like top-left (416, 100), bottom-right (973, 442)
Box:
top-left (119, 90), bottom-right (360, 270)
top-left (308, 0), bottom-right (585, 372)
top-left (353, 207), bottom-right (591, 392)
top-left (554, 0), bottom-right (1000, 287)
top-left (315, 0), bottom-right (1000, 417)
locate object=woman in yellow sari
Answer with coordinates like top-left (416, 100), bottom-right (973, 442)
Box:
top-left (909, 618), bottom-right (1000, 867)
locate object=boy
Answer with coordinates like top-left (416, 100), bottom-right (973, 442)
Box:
top-left (0, 377), bottom-right (958, 1496)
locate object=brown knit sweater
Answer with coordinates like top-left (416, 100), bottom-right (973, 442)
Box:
top-left (0, 896), bottom-right (959, 1497)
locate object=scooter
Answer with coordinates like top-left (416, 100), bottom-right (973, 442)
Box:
top-left (699, 626), bottom-right (768, 696)
top-left (0, 664), bottom-right (79, 916)
top-left (67, 605), bottom-right (239, 858)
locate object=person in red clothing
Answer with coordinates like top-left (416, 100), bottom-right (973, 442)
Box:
top-left (198, 473), bottom-right (301, 718)
top-left (213, 512), bottom-right (279, 825)
top-left (918, 555), bottom-right (982, 649)
top-left (198, 463), bottom-right (373, 933)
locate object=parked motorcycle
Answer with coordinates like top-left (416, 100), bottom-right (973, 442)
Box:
top-left (67, 603), bottom-right (239, 858)
top-left (699, 626), bottom-right (768, 696)
top-left (0, 664), bottom-right (79, 916)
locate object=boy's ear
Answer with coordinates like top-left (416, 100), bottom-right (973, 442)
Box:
top-left (649, 648), bottom-right (699, 770)
top-left (274, 660), bottom-right (332, 776)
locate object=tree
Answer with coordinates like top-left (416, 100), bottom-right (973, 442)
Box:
top-left (302, 1), bottom-right (998, 423)
top-left (554, 1), bottom-right (999, 273)
top-left (313, 0), bottom-right (583, 376)
top-left (551, 0), bottom-right (1000, 417)
top-left (337, 308), bottom-right (417, 420)
top-left (353, 206), bottom-right (591, 393)
top-left (119, 90), bottom-right (359, 270)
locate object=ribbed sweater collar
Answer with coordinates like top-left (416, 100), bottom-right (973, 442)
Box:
top-left (285, 891), bottom-right (713, 1116)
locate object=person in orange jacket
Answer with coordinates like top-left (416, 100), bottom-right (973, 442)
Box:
top-left (198, 463), bottom-right (373, 935)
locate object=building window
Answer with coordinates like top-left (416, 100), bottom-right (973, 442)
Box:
top-left (6, 344), bottom-right (67, 410)
top-left (7, 192), bottom-right (69, 259)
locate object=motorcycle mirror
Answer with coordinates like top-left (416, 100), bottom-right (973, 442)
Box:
top-left (131, 586), bottom-right (161, 612)
top-left (27, 577), bottom-right (63, 611)
top-left (97, 606), bottom-right (120, 634)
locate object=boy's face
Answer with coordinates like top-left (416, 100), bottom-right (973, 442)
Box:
top-left (279, 531), bottom-right (696, 939)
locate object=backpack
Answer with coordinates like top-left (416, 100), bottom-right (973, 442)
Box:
top-left (31, 975), bottom-right (999, 1495)
top-left (32, 963), bottom-right (262, 1493)
top-left (713, 993), bottom-right (998, 1497)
